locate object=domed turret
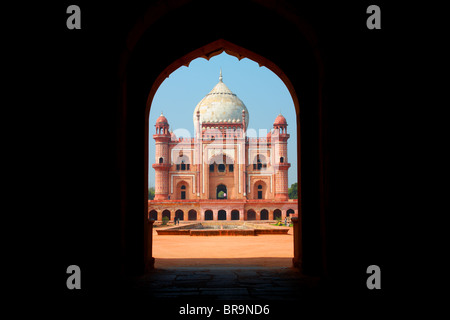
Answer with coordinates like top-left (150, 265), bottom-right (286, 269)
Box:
top-left (274, 114), bottom-right (287, 126)
top-left (193, 70), bottom-right (249, 130)
top-left (156, 112), bottom-right (169, 126)
top-left (155, 112), bottom-right (169, 135)
top-left (273, 113), bottom-right (288, 135)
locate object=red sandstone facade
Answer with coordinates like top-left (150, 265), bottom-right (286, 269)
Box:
top-left (149, 73), bottom-right (298, 221)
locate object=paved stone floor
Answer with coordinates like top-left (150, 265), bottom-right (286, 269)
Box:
top-left (128, 266), bottom-right (321, 300)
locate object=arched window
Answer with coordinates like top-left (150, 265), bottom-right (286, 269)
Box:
top-left (257, 157), bottom-right (262, 170)
top-left (159, 157), bottom-right (163, 164)
top-left (180, 184), bottom-right (187, 199)
top-left (280, 157), bottom-right (284, 163)
top-left (257, 185), bottom-right (263, 199)
top-left (253, 155), bottom-right (267, 170)
top-left (218, 164), bottom-right (226, 172)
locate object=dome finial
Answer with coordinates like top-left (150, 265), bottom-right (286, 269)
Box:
top-left (219, 68), bottom-right (223, 82)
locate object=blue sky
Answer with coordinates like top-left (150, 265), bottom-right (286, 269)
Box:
top-left (148, 52), bottom-right (297, 187)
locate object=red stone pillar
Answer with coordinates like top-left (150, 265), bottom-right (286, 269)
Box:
top-left (291, 216), bottom-right (302, 269)
top-left (200, 210), bottom-right (205, 221)
top-left (213, 209), bottom-right (218, 221)
top-left (145, 219), bottom-right (155, 272)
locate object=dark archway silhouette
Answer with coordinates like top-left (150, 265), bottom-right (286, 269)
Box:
top-left (260, 209), bottom-right (269, 220)
top-left (175, 210), bottom-right (184, 221)
top-left (149, 210), bottom-right (157, 220)
top-left (204, 210), bottom-right (213, 221)
top-left (218, 210), bottom-right (227, 220)
top-left (231, 210), bottom-right (240, 220)
top-left (247, 209), bottom-right (256, 221)
top-left (119, 0), bottom-right (327, 277)
top-left (188, 209), bottom-right (197, 221)
top-left (162, 210), bottom-right (171, 220)
top-left (273, 209), bottom-right (282, 220)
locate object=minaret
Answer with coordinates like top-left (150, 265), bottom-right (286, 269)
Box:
top-left (273, 114), bottom-right (290, 200)
top-left (152, 112), bottom-right (171, 200)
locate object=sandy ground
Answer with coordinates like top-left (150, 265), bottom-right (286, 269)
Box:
top-left (152, 226), bottom-right (294, 268)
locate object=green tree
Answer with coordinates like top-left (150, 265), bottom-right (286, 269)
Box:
top-left (148, 187), bottom-right (155, 200)
top-left (288, 182), bottom-right (298, 199)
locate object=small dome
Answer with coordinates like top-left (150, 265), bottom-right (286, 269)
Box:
top-left (156, 112), bottom-right (169, 126)
top-left (274, 113), bottom-right (287, 125)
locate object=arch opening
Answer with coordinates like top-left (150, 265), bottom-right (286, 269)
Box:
top-left (231, 210), bottom-right (240, 220)
top-left (204, 210), bottom-right (213, 221)
top-left (175, 209), bottom-right (184, 221)
top-left (247, 209), bottom-right (256, 221)
top-left (260, 209), bottom-right (269, 220)
top-left (216, 184), bottom-right (227, 199)
top-left (135, 18), bottom-right (322, 276)
top-left (218, 210), bottom-right (227, 220)
top-left (188, 209), bottom-right (197, 221)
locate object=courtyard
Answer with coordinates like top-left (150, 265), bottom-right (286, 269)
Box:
top-left (153, 223), bottom-right (294, 268)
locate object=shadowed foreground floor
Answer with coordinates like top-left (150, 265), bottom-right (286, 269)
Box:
top-left (127, 265), bottom-right (320, 300)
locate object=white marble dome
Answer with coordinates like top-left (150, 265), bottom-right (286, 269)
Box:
top-left (193, 71), bottom-right (249, 129)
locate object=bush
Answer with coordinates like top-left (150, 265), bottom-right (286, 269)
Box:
top-left (162, 216), bottom-right (169, 225)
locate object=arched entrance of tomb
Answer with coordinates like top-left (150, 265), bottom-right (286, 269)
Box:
top-left (216, 184), bottom-right (227, 199)
top-left (231, 210), bottom-right (240, 220)
top-left (254, 180), bottom-right (268, 200)
top-left (175, 209), bottom-right (184, 221)
top-left (176, 181), bottom-right (189, 200)
top-left (188, 209), bottom-right (197, 221)
top-left (120, 0), bottom-right (328, 276)
top-left (287, 209), bottom-right (295, 217)
top-left (218, 210), bottom-right (227, 220)
top-left (204, 210), bottom-right (213, 221)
